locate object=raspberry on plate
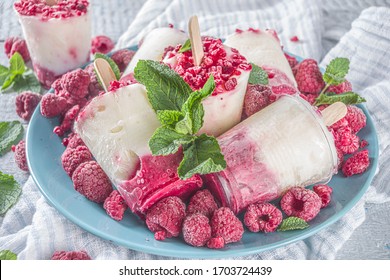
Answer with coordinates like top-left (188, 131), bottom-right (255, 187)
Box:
top-left (15, 91), bottom-right (42, 121)
top-left (313, 185), bottom-right (333, 208)
top-left (342, 150), bottom-right (370, 177)
top-left (84, 64), bottom-right (103, 97)
top-left (51, 250), bottom-right (91, 260)
top-left (327, 80), bottom-right (352, 94)
top-left (40, 93), bottom-right (68, 118)
top-left (103, 190), bottom-right (128, 221)
top-left (66, 133), bottom-right (86, 149)
top-left (206, 236), bottom-right (225, 249)
top-left (72, 160), bottom-right (113, 203)
top-left (111, 49), bottom-right (136, 72)
top-left (4, 37), bottom-right (30, 62)
top-left (12, 140), bottom-right (28, 172)
top-left (53, 104), bottom-right (80, 136)
top-left (182, 213), bottom-right (212, 247)
top-left (280, 187), bottom-right (322, 222)
top-left (61, 145), bottom-right (92, 177)
top-left (186, 189), bottom-right (218, 219)
top-left (244, 202), bottom-right (283, 233)
top-left (210, 207), bottom-right (244, 244)
top-left (60, 69), bottom-right (90, 99)
top-left (145, 196), bottom-right (186, 240)
top-left (91, 35), bottom-right (115, 55)
top-left (293, 59), bottom-right (325, 94)
top-left (344, 105), bottom-right (367, 134)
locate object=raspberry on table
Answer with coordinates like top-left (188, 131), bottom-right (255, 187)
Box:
top-left (15, 91), bottom-right (42, 121)
top-left (293, 59), bottom-right (325, 94)
top-left (60, 69), bottom-right (90, 99)
top-left (280, 187), bottom-right (322, 222)
top-left (327, 80), bottom-right (352, 94)
top-left (12, 140), bottom-right (28, 172)
top-left (342, 149), bottom-right (370, 177)
top-left (111, 49), bottom-right (136, 72)
top-left (61, 145), bottom-right (92, 177)
top-left (103, 190), bottom-right (128, 221)
top-left (186, 189), bottom-right (218, 219)
top-left (145, 196), bottom-right (186, 240)
top-left (40, 93), bottom-right (68, 118)
top-left (243, 84), bottom-right (272, 117)
top-left (243, 203), bottom-right (283, 233)
top-left (313, 185), bottom-right (333, 208)
top-left (51, 250), bottom-right (91, 260)
top-left (4, 37), bottom-right (30, 62)
top-left (182, 213), bottom-right (212, 247)
top-left (210, 207), bottom-right (244, 244)
top-left (91, 35), bottom-right (115, 55)
top-left (206, 236), bottom-right (225, 249)
top-left (72, 160), bottom-right (113, 203)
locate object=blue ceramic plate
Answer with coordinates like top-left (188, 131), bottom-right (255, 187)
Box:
top-left (26, 52), bottom-right (379, 259)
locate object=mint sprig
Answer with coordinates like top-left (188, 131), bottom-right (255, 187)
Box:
top-left (0, 171), bottom-right (22, 215)
top-left (323, 57), bottom-right (349, 87)
top-left (0, 52), bottom-right (41, 93)
top-left (314, 91), bottom-right (366, 106)
top-left (0, 121), bottom-right (24, 156)
top-left (278, 217), bottom-right (309, 231)
top-left (248, 63), bottom-right (268, 85)
top-left (134, 60), bottom-right (226, 180)
top-left (178, 39), bottom-right (191, 53)
top-left (0, 250), bottom-right (17, 260)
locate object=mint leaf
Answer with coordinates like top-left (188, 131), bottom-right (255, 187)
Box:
top-left (178, 134), bottom-right (226, 180)
top-left (11, 70), bottom-right (42, 93)
top-left (94, 53), bottom-right (121, 80)
top-left (1, 74), bottom-right (16, 91)
top-left (248, 63), bottom-right (268, 85)
top-left (278, 217), bottom-right (309, 231)
top-left (157, 110), bottom-right (183, 126)
top-left (314, 91), bottom-right (366, 106)
top-left (175, 112), bottom-right (193, 135)
top-left (178, 39), bottom-right (191, 53)
top-left (0, 65), bottom-right (9, 85)
top-left (0, 121), bottom-right (24, 156)
top-left (0, 250), bottom-right (17, 260)
top-left (134, 60), bottom-right (192, 111)
top-left (9, 52), bottom-right (25, 75)
top-left (323, 57), bottom-right (350, 86)
top-left (0, 171), bottom-right (22, 215)
top-left (149, 126), bottom-right (195, 156)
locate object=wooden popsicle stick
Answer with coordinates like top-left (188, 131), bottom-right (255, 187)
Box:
top-left (321, 102), bottom-right (348, 126)
top-left (94, 58), bottom-right (117, 92)
top-left (188, 15), bottom-right (204, 66)
top-left (45, 0), bottom-right (57, 6)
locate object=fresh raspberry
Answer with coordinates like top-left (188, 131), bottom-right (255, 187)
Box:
top-left (53, 104), bottom-right (80, 136)
top-left (4, 37), bottom-right (30, 62)
top-left (243, 203), bottom-right (283, 233)
top-left (15, 91), bottom-right (41, 121)
top-left (360, 139), bottom-right (369, 149)
top-left (72, 160), bottom-right (113, 203)
top-left (182, 213), bottom-right (212, 247)
top-left (61, 145), bottom-right (92, 177)
top-left (342, 150), bottom-right (370, 177)
top-left (40, 93), bottom-right (68, 118)
top-left (84, 64), bottom-right (103, 97)
top-left (210, 207), bottom-right (244, 244)
top-left (243, 84), bottom-right (272, 117)
top-left (60, 69), bottom-right (90, 99)
top-left (186, 189), bottom-right (218, 219)
top-left (344, 105), bottom-right (366, 134)
top-left (66, 133), bottom-right (86, 149)
top-left (13, 140), bottom-right (28, 171)
top-left (111, 49), bottom-right (135, 72)
top-left (332, 125), bottom-right (360, 155)
top-left (299, 93), bottom-right (318, 105)
top-left (313, 185), bottom-right (333, 208)
top-left (103, 190), bottom-right (128, 221)
top-left (327, 80), bottom-right (352, 94)
top-left (51, 250), bottom-right (91, 260)
top-left (206, 237), bottom-right (225, 249)
top-left (51, 78), bottom-right (63, 94)
top-left (294, 59), bottom-right (325, 94)
top-left (284, 52), bottom-right (298, 69)
top-left (91, 35), bottom-right (115, 55)
top-left (145, 196), bottom-right (186, 240)
top-left (280, 187), bottom-right (322, 222)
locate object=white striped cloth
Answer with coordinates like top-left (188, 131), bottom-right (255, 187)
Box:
top-left (1, 0), bottom-right (390, 260)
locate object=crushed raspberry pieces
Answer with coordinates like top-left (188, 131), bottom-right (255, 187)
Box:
top-left (313, 185), bottom-right (333, 208)
top-left (51, 250), bottom-right (91, 260)
top-left (60, 69), bottom-right (90, 99)
top-left (280, 187), bottom-right (322, 222)
top-left (327, 80), bottom-right (352, 94)
top-left (186, 189), bottom-right (218, 219)
top-left (13, 140), bottom-right (28, 171)
top-left (342, 150), bottom-right (370, 177)
top-left (293, 59), bottom-right (325, 94)
top-left (91, 35), bottom-right (115, 55)
top-left (54, 104), bottom-right (80, 136)
top-left (103, 190), bottom-right (128, 221)
top-left (290, 36), bottom-right (299, 42)
top-left (244, 203), bottom-right (283, 233)
top-left (243, 84), bottom-right (272, 117)
top-left (61, 145), bottom-right (92, 177)
top-left (111, 49), bottom-right (136, 72)
top-left (206, 236), bottom-right (225, 249)
top-left (182, 213), bottom-right (212, 247)
top-left (72, 160), bottom-right (113, 203)
top-left (4, 37), bottom-right (30, 62)
top-left (40, 93), bottom-right (68, 118)
top-left (284, 52), bottom-right (298, 69)
top-left (145, 196), bottom-right (186, 240)
top-left (15, 91), bottom-right (41, 121)
top-left (210, 207), bottom-right (244, 244)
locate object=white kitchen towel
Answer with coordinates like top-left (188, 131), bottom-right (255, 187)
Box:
top-left (1, 0), bottom-right (390, 260)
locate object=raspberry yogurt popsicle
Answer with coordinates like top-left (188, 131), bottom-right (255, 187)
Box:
top-left (14, 0), bottom-right (91, 88)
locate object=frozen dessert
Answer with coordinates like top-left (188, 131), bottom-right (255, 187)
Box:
top-left (162, 36), bottom-right (251, 136)
top-left (75, 83), bottom-right (202, 215)
top-left (14, 0), bottom-right (91, 88)
top-left (204, 95), bottom-right (338, 214)
top-left (122, 27), bottom-right (188, 76)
